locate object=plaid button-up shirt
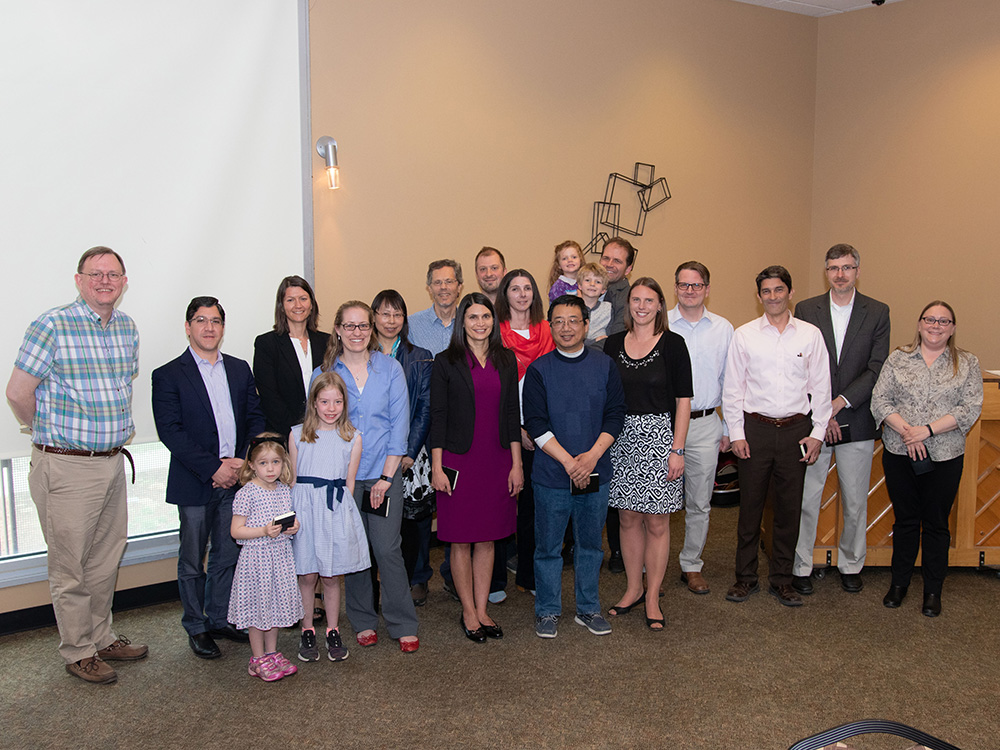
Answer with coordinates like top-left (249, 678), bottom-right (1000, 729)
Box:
top-left (15, 297), bottom-right (139, 451)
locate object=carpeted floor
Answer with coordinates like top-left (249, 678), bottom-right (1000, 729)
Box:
top-left (1, 506), bottom-right (996, 750)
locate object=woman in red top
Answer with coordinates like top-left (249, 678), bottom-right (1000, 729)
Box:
top-left (495, 269), bottom-right (555, 593)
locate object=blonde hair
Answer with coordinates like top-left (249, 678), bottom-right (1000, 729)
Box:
top-left (322, 301), bottom-right (379, 370)
top-left (899, 300), bottom-right (964, 377)
top-left (300, 371), bottom-right (357, 443)
top-left (578, 262), bottom-right (608, 287)
top-left (548, 240), bottom-right (583, 289)
top-left (239, 432), bottom-right (293, 486)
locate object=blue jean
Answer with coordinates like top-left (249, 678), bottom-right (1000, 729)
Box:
top-left (533, 481), bottom-right (609, 617)
top-left (176, 487), bottom-right (241, 635)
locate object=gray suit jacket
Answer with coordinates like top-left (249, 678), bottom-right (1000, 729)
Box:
top-left (793, 291), bottom-right (890, 442)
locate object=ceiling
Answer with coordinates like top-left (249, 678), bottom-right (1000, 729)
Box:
top-left (730, 0), bottom-right (904, 17)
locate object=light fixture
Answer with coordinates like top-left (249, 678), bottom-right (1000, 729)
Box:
top-left (315, 136), bottom-right (340, 189)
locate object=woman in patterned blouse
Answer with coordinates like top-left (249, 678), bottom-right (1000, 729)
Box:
top-left (871, 300), bottom-right (983, 618)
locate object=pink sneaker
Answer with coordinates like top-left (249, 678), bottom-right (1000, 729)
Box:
top-left (268, 652), bottom-right (298, 677)
top-left (248, 655), bottom-right (283, 682)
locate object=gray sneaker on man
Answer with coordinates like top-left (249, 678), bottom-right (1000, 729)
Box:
top-left (574, 612), bottom-right (612, 636)
top-left (66, 655), bottom-right (118, 684)
top-left (535, 614), bottom-right (559, 639)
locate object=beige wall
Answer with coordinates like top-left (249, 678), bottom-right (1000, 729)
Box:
top-left (812, 0), bottom-right (1000, 364)
top-left (309, 0), bottom-right (818, 328)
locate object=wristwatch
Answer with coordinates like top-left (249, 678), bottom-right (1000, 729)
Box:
top-left (379, 474), bottom-right (393, 484)
top-left (670, 448), bottom-right (685, 456)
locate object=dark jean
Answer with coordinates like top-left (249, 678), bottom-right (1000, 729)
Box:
top-left (176, 487), bottom-right (240, 635)
top-left (533, 481), bottom-right (609, 617)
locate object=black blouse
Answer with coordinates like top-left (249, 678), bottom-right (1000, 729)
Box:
top-left (603, 331), bottom-right (693, 419)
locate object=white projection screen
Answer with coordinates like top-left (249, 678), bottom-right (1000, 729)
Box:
top-left (0, 1), bottom-right (309, 457)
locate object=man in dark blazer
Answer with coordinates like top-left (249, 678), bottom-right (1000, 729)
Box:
top-left (152, 296), bottom-right (265, 659)
top-left (792, 245), bottom-right (890, 596)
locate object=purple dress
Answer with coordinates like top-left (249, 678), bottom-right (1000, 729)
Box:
top-left (438, 355), bottom-right (516, 543)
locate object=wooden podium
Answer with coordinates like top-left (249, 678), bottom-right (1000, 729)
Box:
top-left (766, 372), bottom-right (1000, 568)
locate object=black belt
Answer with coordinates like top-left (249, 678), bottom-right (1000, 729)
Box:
top-left (34, 444), bottom-right (136, 484)
top-left (747, 412), bottom-right (808, 428)
top-left (690, 408), bottom-right (718, 420)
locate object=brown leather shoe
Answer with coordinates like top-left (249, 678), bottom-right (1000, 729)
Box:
top-left (680, 571), bottom-right (710, 595)
top-left (66, 656), bottom-right (118, 684)
top-left (769, 584), bottom-right (804, 607)
top-left (97, 635), bottom-right (149, 661)
top-left (725, 580), bottom-right (760, 602)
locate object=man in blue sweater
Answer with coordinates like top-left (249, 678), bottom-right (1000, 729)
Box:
top-left (522, 295), bottom-right (626, 639)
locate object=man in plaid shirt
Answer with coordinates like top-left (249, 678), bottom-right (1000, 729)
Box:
top-left (6, 246), bottom-right (148, 684)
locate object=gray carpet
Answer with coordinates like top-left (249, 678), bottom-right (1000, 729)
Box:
top-left (2, 506), bottom-right (996, 750)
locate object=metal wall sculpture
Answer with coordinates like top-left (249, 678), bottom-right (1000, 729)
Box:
top-left (583, 162), bottom-right (671, 256)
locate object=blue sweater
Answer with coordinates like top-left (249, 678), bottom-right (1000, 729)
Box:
top-left (522, 347), bottom-right (626, 489)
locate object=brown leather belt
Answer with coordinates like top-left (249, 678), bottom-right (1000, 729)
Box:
top-left (747, 412), bottom-right (808, 428)
top-left (33, 444), bottom-right (136, 484)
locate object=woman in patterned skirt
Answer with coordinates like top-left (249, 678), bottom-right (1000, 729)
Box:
top-left (604, 278), bottom-right (692, 630)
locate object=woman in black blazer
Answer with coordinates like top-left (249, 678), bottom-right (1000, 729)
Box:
top-left (253, 276), bottom-right (331, 437)
top-left (429, 293), bottom-right (522, 642)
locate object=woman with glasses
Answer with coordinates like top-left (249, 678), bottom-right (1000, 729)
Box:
top-left (313, 301), bottom-right (419, 651)
top-left (430, 293), bottom-right (523, 642)
top-left (871, 301), bottom-right (982, 617)
top-left (253, 276), bottom-right (330, 437)
top-left (371, 290), bottom-right (435, 607)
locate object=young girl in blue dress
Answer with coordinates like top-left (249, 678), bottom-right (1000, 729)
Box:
top-left (229, 433), bottom-right (304, 682)
top-left (289, 371), bottom-right (369, 663)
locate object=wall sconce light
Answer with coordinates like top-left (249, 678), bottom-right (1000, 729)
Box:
top-left (315, 136), bottom-right (340, 189)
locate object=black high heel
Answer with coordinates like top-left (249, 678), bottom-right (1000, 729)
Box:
top-left (608, 592), bottom-right (646, 616)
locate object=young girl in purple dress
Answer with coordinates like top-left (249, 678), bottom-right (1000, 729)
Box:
top-left (229, 433), bottom-right (303, 682)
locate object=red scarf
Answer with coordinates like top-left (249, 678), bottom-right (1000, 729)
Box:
top-left (500, 320), bottom-right (555, 380)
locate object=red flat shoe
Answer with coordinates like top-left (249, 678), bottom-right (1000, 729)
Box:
top-left (399, 637), bottom-right (419, 653)
top-left (356, 631), bottom-right (378, 647)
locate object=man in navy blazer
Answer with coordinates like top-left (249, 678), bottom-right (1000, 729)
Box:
top-left (152, 296), bottom-right (265, 659)
top-left (792, 245), bottom-right (890, 596)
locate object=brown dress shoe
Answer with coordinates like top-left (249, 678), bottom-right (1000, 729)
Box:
top-left (725, 580), bottom-right (760, 602)
top-left (680, 571), bottom-right (710, 595)
top-left (768, 584), bottom-right (804, 607)
top-left (66, 656), bottom-right (118, 684)
top-left (97, 636), bottom-right (149, 661)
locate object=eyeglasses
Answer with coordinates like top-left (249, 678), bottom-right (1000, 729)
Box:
top-left (80, 271), bottom-right (124, 281)
top-left (340, 322), bottom-right (372, 332)
top-left (921, 316), bottom-right (953, 327)
top-left (430, 279), bottom-right (459, 288)
top-left (190, 316), bottom-right (224, 327)
top-left (551, 317), bottom-right (585, 327)
top-left (675, 282), bottom-right (706, 292)
top-left (825, 264), bottom-right (858, 273)
top-left (377, 311), bottom-right (404, 320)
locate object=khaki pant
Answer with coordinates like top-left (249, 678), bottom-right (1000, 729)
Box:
top-left (29, 448), bottom-right (128, 664)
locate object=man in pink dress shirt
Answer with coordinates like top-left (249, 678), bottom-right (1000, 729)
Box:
top-left (721, 266), bottom-right (831, 607)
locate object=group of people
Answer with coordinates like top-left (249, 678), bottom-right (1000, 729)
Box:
top-left (6, 239), bottom-right (983, 684)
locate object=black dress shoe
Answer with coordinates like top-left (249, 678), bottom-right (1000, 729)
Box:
top-left (791, 575), bottom-right (814, 596)
top-left (460, 615), bottom-right (486, 643)
top-left (882, 584), bottom-right (908, 608)
top-left (189, 632), bottom-right (221, 659)
top-left (480, 622), bottom-right (504, 639)
top-left (922, 592), bottom-right (942, 617)
top-left (840, 572), bottom-right (864, 593)
top-left (607, 550), bottom-right (625, 574)
top-left (209, 624), bottom-right (250, 643)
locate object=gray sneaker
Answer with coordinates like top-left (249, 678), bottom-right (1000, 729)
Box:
top-left (535, 614), bottom-right (559, 639)
top-left (574, 612), bottom-right (612, 636)
top-left (326, 628), bottom-right (350, 662)
top-left (298, 629), bottom-right (320, 662)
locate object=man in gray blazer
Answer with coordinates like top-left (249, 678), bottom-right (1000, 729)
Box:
top-left (792, 244), bottom-right (890, 595)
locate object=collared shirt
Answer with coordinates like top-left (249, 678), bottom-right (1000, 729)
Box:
top-left (408, 306), bottom-right (455, 356)
top-left (189, 347), bottom-right (237, 458)
top-left (312, 350), bottom-right (409, 480)
top-left (14, 297), bottom-right (138, 451)
top-left (871, 347), bottom-right (983, 461)
top-left (829, 290), bottom-right (855, 363)
top-left (722, 314), bottom-right (832, 442)
top-left (667, 306), bottom-right (733, 413)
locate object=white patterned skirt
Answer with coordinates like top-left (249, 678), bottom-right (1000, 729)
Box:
top-left (609, 412), bottom-right (683, 514)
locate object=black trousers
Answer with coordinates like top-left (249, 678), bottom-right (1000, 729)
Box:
top-left (735, 415), bottom-right (810, 587)
top-left (882, 450), bottom-right (963, 596)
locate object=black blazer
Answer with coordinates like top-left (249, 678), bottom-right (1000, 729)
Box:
top-left (793, 291), bottom-right (890, 442)
top-left (252, 329), bottom-right (331, 437)
top-left (429, 349), bottom-right (520, 454)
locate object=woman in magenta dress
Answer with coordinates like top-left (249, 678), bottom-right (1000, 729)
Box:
top-left (430, 293), bottom-right (523, 643)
